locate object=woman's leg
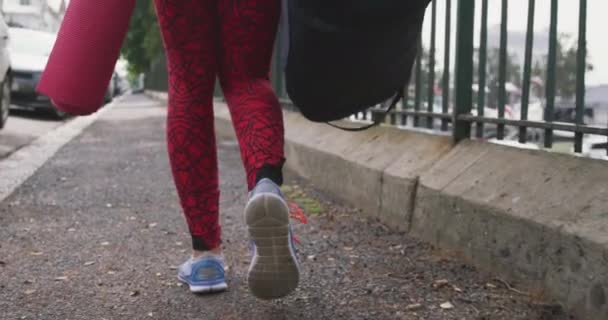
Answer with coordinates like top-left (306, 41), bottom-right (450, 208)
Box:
top-left (218, 0), bottom-right (299, 300)
top-left (217, 0), bottom-right (284, 190)
top-left (154, 0), bottom-right (222, 252)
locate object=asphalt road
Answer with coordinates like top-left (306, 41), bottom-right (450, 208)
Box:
top-left (0, 107), bottom-right (68, 159)
top-left (0, 95), bottom-right (572, 320)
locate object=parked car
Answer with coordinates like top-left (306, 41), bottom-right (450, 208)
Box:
top-left (7, 27), bottom-right (67, 118)
top-left (0, 15), bottom-right (11, 129)
top-left (8, 27), bottom-right (119, 119)
top-left (578, 135), bottom-right (608, 161)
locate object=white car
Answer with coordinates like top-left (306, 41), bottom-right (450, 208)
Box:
top-left (9, 27), bottom-right (118, 119)
top-left (579, 135), bottom-right (608, 161)
top-left (7, 27), bottom-right (65, 117)
top-left (0, 15), bottom-right (11, 129)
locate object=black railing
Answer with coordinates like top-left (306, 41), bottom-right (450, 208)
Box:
top-left (145, 0), bottom-right (608, 158)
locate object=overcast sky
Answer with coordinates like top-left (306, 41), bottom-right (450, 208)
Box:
top-left (421, 0), bottom-right (608, 85)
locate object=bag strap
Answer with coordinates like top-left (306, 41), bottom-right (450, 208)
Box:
top-left (326, 91), bottom-right (403, 132)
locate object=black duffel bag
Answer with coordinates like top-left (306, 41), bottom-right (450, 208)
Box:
top-left (282, 0), bottom-right (431, 126)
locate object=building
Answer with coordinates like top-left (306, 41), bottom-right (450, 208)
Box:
top-left (0, 0), bottom-right (66, 32)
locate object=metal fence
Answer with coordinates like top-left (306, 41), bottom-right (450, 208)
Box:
top-left (146, 0), bottom-right (608, 157)
top-left (445, 0), bottom-right (606, 155)
top-left (275, 0), bottom-right (607, 156)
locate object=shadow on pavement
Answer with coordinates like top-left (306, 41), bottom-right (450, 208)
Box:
top-left (9, 107), bottom-right (66, 122)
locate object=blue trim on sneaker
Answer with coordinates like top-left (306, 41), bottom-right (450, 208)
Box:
top-left (178, 256), bottom-right (227, 288)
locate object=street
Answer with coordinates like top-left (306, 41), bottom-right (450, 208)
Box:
top-left (0, 95), bottom-right (569, 320)
top-left (0, 108), bottom-right (69, 159)
top-left (1, 0), bottom-right (607, 318)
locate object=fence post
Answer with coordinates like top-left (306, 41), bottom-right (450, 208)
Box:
top-left (453, 0), bottom-right (475, 143)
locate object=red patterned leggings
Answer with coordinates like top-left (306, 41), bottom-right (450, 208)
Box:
top-left (154, 0), bottom-right (284, 251)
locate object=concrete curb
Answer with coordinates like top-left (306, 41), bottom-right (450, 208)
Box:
top-left (147, 91), bottom-right (608, 320)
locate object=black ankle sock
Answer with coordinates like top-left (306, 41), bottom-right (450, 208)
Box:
top-left (192, 236), bottom-right (215, 251)
top-left (256, 162), bottom-right (284, 186)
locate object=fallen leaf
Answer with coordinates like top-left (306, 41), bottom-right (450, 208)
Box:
top-left (440, 302), bottom-right (454, 310)
top-left (84, 261), bottom-right (96, 266)
top-left (54, 276), bottom-right (68, 281)
top-left (405, 303), bottom-right (423, 311)
top-left (433, 279), bottom-right (449, 289)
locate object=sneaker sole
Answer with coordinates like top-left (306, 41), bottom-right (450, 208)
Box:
top-left (245, 193), bottom-right (299, 300)
top-left (177, 275), bottom-right (228, 293)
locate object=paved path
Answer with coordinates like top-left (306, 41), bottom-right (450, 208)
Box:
top-left (0, 95), bottom-right (569, 320)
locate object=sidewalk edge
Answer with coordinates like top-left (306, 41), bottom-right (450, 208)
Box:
top-left (0, 98), bottom-right (123, 202)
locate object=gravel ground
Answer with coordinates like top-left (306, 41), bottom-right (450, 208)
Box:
top-left (0, 95), bottom-right (573, 320)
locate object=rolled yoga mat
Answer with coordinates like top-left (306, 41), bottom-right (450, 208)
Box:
top-left (37, 0), bottom-right (136, 115)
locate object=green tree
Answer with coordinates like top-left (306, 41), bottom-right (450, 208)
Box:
top-left (554, 34), bottom-right (593, 100)
top-left (532, 60), bottom-right (544, 78)
top-left (531, 60), bottom-right (545, 98)
top-left (532, 34), bottom-right (593, 101)
top-left (407, 46), bottom-right (445, 107)
top-left (473, 48), bottom-right (522, 108)
top-left (121, 0), bottom-right (163, 77)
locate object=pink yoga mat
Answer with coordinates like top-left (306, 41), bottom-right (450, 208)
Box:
top-left (37, 0), bottom-right (136, 115)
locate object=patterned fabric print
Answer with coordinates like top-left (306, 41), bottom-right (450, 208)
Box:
top-left (154, 0), bottom-right (284, 251)
top-left (218, 0), bottom-right (284, 190)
